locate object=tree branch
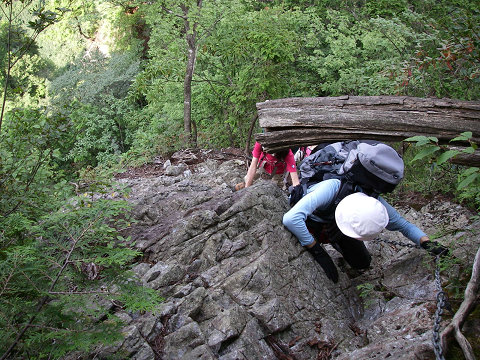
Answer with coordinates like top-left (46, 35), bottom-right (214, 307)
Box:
top-left (0, 1), bottom-right (13, 134)
top-left (440, 247), bottom-right (480, 360)
top-left (161, 5), bottom-right (186, 20)
top-left (48, 290), bottom-right (109, 295)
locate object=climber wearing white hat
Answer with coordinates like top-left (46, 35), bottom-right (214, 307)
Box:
top-left (283, 178), bottom-right (448, 283)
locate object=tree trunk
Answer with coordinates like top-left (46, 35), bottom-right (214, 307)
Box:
top-left (181, 0), bottom-right (202, 147)
top-left (255, 96), bottom-right (480, 165)
top-left (184, 40), bottom-right (196, 143)
top-left (0, 1), bottom-right (13, 135)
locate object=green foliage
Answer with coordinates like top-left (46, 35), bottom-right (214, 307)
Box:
top-left (395, 5), bottom-right (480, 100)
top-left (0, 12), bottom-right (54, 110)
top-left (362, 0), bottom-right (408, 17)
top-left (438, 250), bottom-right (465, 301)
top-left (404, 133), bottom-right (480, 210)
top-left (102, 1), bottom-right (149, 55)
top-left (122, 107), bottom-right (184, 163)
top-left (300, 9), bottom-right (413, 96)
top-left (8, 53), bottom-right (53, 106)
top-left (0, 0), bottom-right (68, 136)
top-left (137, 2), bottom-right (315, 150)
top-left (36, 0), bottom-right (98, 68)
top-left (48, 50), bottom-right (140, 109)
top-left (193, 5), bottom-right (305, 147)
top-left (357, 282), bottom-right (375, 298)
top-left (46, 51), bottom-right (140, 167)
top-left (123, 0), bottom-right (480, 156)
top-left (0, 104), bottom-right (164, 358)
top-left (0, 190), bottom-right (162, 358)
top-left (356, 282), bottom-right (376, 307)
top-left (0, 108), bottom-right (72, 223)
top-left (65, 97), bottom-right (131, 168)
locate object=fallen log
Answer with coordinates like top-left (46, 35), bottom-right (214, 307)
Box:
top-left (255, 96), bottom-right (480, 166)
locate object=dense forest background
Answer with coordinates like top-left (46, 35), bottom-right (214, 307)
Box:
top-left (1, 0), bottom-right (479, 358)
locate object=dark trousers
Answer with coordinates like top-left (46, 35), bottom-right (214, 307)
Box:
top-left (306, 219), bottom-right (372, 269)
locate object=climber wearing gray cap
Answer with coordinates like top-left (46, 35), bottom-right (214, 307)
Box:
top-left (283, 179), bottom-right (448, 283)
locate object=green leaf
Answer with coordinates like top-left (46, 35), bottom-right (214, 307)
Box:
top-left (457, 172), bottom-right (479, 190)
top-left (462, 147), bottom-right (475, 154)
top-left (415, 138), bottom-right (432, 146)
top-left (52, 148), bottom-right (61, 158)
top-left (451, 131), bottom-right (473, 142)
top-left (404, 136), bottom-right (437, 147)
top-left (436, 150), bottom-right (460, 164)
top-left (410, 145), bottom-right (441, 163)
top-left (404, 135), bottom-right (429, 143)
top-left (461, 167), bottom-right (479, 177)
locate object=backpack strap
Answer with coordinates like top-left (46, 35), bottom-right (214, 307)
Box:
top-left (257, 152), bottom-right (266, 169)
top-left (259, 154), bottom-right (287, 179)
top-left (311, 176), bottom-right (381, 222)
top-left (312, 178), bottom-right (356, 221)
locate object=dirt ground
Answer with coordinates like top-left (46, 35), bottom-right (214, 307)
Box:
top-left (115, 147), bottom-right (249, 180)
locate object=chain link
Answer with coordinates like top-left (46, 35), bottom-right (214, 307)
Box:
top-left (374, 238), bottom-right (447, 360)
top-left (373, 237), bottom-right (421, 249)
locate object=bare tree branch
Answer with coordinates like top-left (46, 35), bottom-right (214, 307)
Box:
top-left (441, 247), bottom-right (480, 360)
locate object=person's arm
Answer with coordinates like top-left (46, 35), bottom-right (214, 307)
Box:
top-left (283, 179), bottom-right (341, 282)
top-left (379, 197), bottom-right (448, 256)
top-left (378, 197), bottom-right (427, 245)
top-left (283, 179), bottom-right (340, 247)
top-left (245, 157), bottom-right (259, 187)
top-left (285, 149), bottom-right (299, 186)
top-left (290, 171), bottom-right (300, 187)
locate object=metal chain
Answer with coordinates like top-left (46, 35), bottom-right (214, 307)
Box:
top-left (374, 238), bottom-right (447, 360)
top-left (373, 237), bottom-right (421, 249)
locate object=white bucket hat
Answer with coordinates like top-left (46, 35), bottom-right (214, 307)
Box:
top-left (335, 192), bottom-right (389, 241)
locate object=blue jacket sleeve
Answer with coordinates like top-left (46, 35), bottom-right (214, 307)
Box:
top-left (378, 197), bottom-right (427, 245)
top-left (283, 179), bottom-right (340, 247)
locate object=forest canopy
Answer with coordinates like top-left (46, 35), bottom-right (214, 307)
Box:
top-left (0, 0), bottom-right (479, 358)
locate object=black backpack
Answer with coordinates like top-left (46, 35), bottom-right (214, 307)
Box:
top-left (292, 140), bottom-right (404, 219)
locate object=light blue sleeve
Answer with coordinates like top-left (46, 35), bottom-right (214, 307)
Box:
top-left (378, 197), bottom-right (427, 245)
top-left (283, 179), bottom-right (341, 247)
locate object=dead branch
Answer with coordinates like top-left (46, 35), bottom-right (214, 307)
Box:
top-left (440, 247), bottom-right (480, 360)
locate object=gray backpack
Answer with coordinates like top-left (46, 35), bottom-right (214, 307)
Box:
top-left (296, 140), bottom-right (404, 215)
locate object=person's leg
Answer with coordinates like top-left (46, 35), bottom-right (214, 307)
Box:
top-left (326, 224), bottom-right (372, 269)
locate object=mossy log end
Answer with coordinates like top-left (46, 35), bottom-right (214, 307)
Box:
top-left (255, 95), bottom-right (480, 166)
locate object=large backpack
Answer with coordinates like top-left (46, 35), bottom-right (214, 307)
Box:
top-left (297, 140), bottom-right (404, 220)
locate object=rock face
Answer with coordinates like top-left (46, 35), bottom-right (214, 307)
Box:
top-left (100, 151), bottom-right (478, 360)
